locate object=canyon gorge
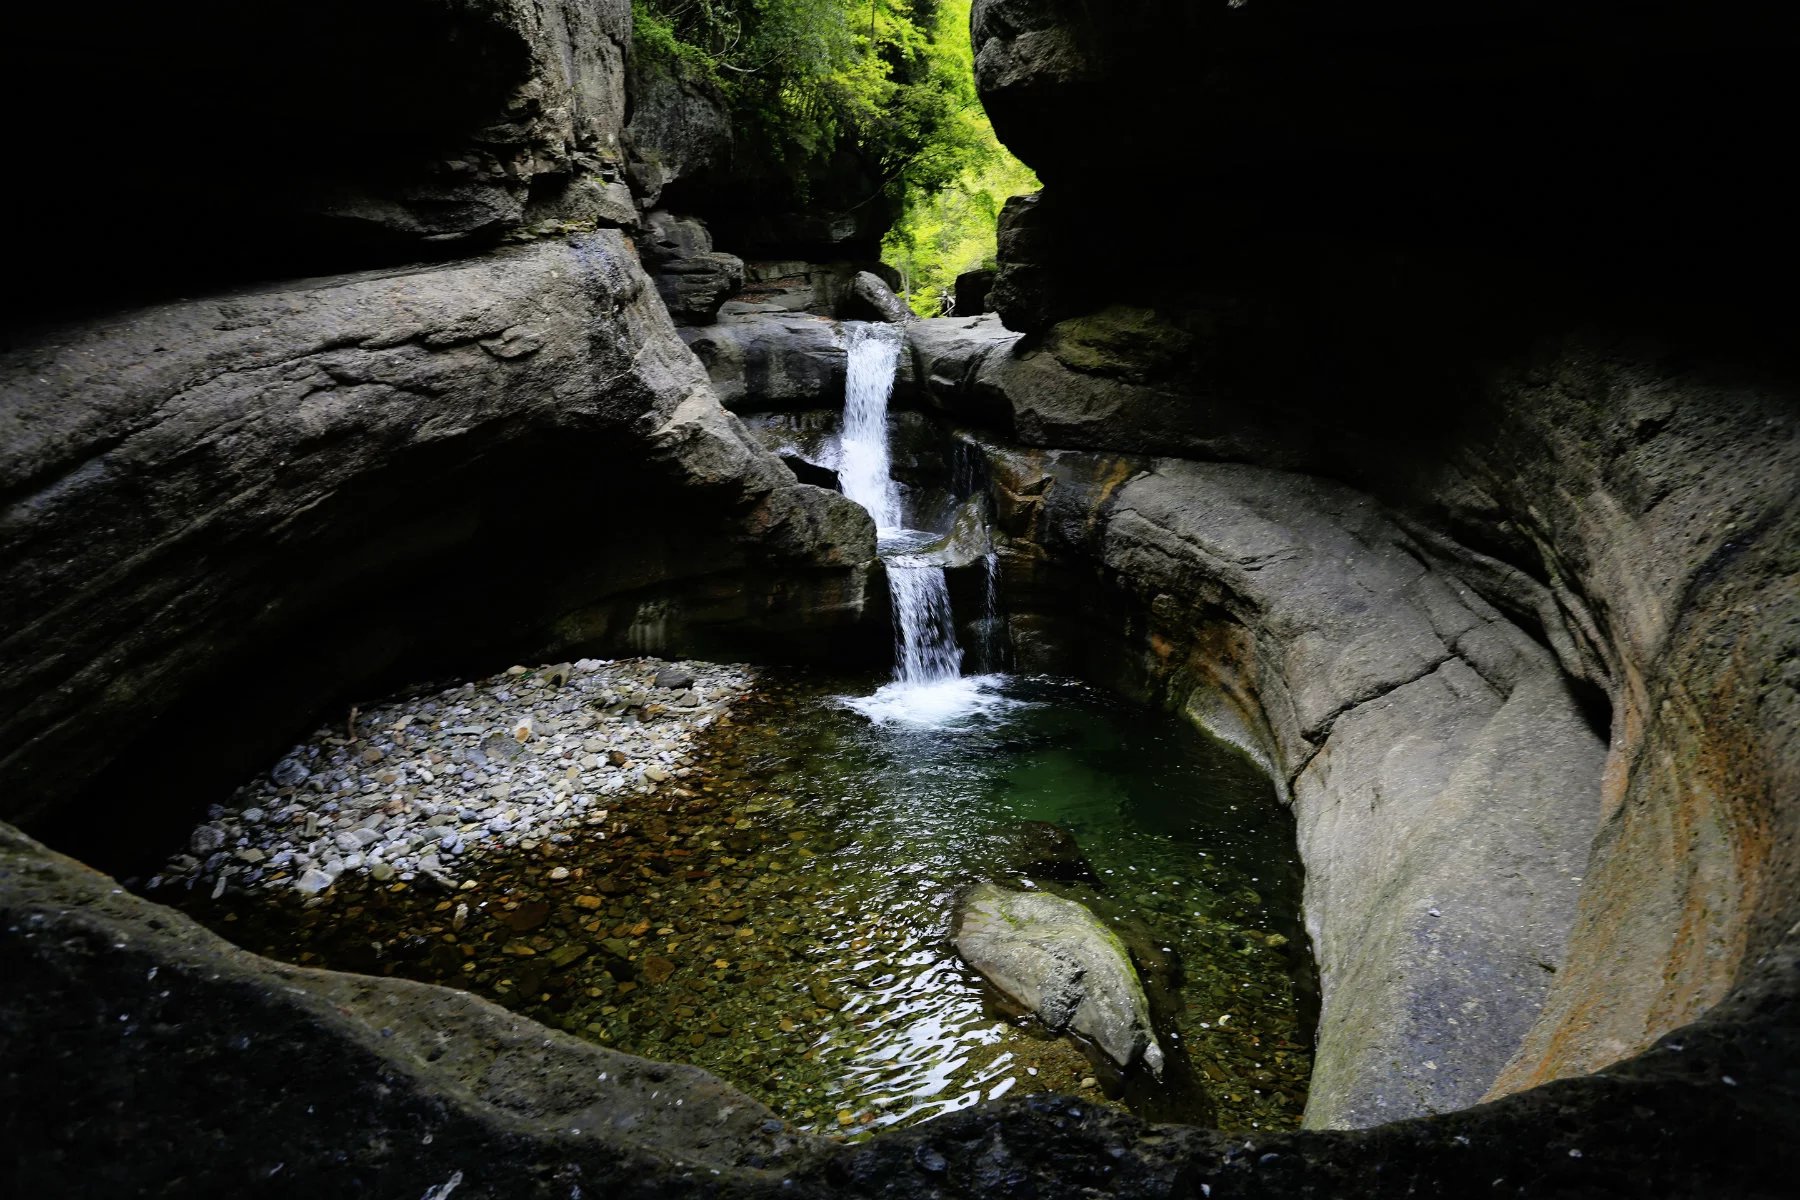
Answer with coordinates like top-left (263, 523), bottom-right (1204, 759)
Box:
top-left (2, 2), bottom-right (1796, 1196)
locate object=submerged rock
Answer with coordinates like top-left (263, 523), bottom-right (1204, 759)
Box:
top-left (954, 882), bottom-right (1165, 1077)
top-left (990, 820), bottom-right (1101, 887)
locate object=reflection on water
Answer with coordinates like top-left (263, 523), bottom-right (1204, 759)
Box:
top-left (164, 670), bottom-right (1314, 1134)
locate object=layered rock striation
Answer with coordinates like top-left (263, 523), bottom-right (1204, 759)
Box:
top-left (0, 228), bottom-right (873, 870)
top-left (933, 440), bottom-right (1610, 1127)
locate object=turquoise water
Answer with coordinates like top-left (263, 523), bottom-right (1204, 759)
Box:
top-left (667, 670), bottom-right (1315, 1130)
top-left (169, 669), bottom-right (1315, 1134)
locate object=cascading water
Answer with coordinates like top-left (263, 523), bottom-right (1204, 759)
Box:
top-left (982, 548), bottom-right (1003, 671)
top-left (837, 322), bottom-right (993, 721)
top-left (886, 561), bottom-right (963, 685)
top-left (839, 322), bottom-right (904, 534)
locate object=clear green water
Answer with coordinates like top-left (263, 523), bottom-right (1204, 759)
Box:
top-left (172, 670), bottom-right (1314, 1135)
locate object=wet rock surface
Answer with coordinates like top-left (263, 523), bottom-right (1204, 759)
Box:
top-left (682, 313), bottom-right (849, 411)
top-left (961, 448), bottom-right (1608, 1129)
top-left (954, 883), bottom-right (1167, 1077)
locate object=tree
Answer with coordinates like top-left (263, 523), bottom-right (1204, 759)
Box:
top-left (634, 1), bottom-right (1035, 309)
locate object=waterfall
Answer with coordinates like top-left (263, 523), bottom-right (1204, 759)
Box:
top-left (839, 322), bottom-right (903, 534)
top-left (886, 553), bottom-right (964, 686)
top-left (838, 321), bottom-right (966, 692)
top-left (982, 549), bottom-right (1003, 671)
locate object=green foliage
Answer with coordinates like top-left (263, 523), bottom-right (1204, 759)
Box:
top-left (881, 27), bottom-right (1037, 316)
top-left (877, 1), bottom-right (1036, 315)
top-left (632, 0), bottom-right (1033, 272)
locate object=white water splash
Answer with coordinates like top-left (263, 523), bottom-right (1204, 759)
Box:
top-left (845, 673), bottom-right (1023, 728)
top-left (982, 548), bottom-right (1002, 670)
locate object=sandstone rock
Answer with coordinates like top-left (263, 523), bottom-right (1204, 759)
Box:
top-left (840, 271), bottom-right (913, 324)
top-left (680, 313), bottom-right (847, 411)
top-left (0, 231), bottom-right (873, 860)
top-left (971, 446), bottom-right (1608, 1128)
top-left (954, 882), bottom-right (1165, 1077)
top-left (640, 211), bottom-right (746, 325)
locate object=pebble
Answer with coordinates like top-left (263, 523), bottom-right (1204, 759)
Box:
top-left (295, 868), bottom-right (334, 896)
top-left (152, 657), bottom-right (752, 897)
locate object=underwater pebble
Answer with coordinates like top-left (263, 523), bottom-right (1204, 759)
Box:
top-left (151, 657), bottom-right (753, 897)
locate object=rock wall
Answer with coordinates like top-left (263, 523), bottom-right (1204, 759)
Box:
top-left (926, 208), bottom-right (1800, 1134)
top-left (0, 3), bottom-right (878, 875)
top-left (0, 229), bottom-right (873, 872)
top-left (921, 429), bottom-right (1610, 1127)
top-left (966, 0), bottom-right (1800, 1147)
top-left (4, 1), bottom-right (642, 312)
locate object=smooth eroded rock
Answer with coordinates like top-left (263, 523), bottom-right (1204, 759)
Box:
top-left (954, 882), bottom-right (1165, 1077)
top-left (841, 271), bottom-right (913, 324)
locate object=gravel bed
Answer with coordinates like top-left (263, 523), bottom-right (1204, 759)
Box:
top-left (150, 657), bottom-right (753, 899)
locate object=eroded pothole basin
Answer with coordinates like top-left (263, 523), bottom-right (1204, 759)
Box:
top-left (146, 661), bottom-right (1315, 1134)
